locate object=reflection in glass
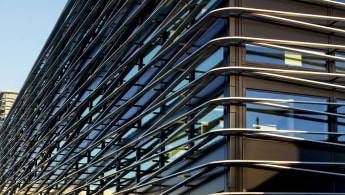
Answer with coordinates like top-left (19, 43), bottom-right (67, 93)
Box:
top-left (335, 53), bottom-right (345, 73)
top-left (337, 100), bottom-right (345, 141)
top-left (246, 44), bottom-right (326, 70)
top-left (195, 47), bottom-right (223, 77)
top-left (246, 90), bottom-right (328, 140)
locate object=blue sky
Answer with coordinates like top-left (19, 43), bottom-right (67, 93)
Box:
top-left (0, 1), bottom-right (67, 91)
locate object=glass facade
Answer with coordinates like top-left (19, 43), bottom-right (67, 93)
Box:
top-left (1, 0), bottom-right (345, 194)
top-left (246, 44), bottom-right (326, 70)
top-left (246, 90), bottom-right (328, 140)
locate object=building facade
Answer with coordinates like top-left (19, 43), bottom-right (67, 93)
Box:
top-left (0, 91), bottom-right (18, 127)
top-left (1, 0), bottom-right (345, 194)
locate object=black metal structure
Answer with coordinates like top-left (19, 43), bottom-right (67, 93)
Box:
top-left (1, 0), bottom-right (345, 194)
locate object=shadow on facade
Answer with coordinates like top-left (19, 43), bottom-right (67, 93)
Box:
top-left (243, 137), bottom-right (345, 192)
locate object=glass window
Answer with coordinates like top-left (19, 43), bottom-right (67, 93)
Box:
top-left (143, 45), bottom-right (161, 65)
top-left (335, 53), bottom-right (345, 72)
top-left (337, 100), bottom-right (345, 141)
top-left (246, 90), bottom-right (328, 140)
top-left (197, 105), bottom-right (224, 135)
top-left (195, 47), bottom-right (223, 77)
top-left (246, 44), bottom-right (326, 70)
top-left (195, 1), bottom-right (220, 20)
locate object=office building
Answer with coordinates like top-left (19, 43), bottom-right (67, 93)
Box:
top-left (1, 0), bottom-right (345, 194)
top-left (0, 91), bottom-right (18, 127)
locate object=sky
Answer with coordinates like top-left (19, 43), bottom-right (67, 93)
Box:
top-left (0, 0), bottom-right (68, 91)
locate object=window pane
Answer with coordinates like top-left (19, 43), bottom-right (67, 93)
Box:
top-left (246, 90), bottom-right (328, 140)
top-left (335, 53), bottom-right (345, 73)
top-left (246, 44), bottom-right (326, 70)
top-left (337, 100), bottom-right (345, 141)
